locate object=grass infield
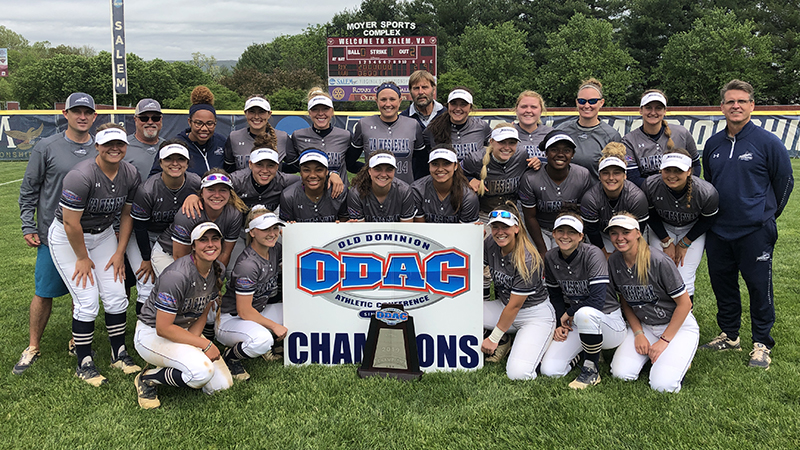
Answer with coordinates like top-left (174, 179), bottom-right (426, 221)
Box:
top-left (1, 160), bottom-right (799, 449)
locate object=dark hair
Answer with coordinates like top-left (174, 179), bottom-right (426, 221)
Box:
top-left (352, 149), bottom-right (395, 199)
top-left (663, 147), bottom-right (694, 208)
top-left (428, 86), bottom-right (474, 145)
top-left (429, 144), bottom-right (468, 212)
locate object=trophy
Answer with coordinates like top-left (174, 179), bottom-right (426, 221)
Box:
top-left (358, 304), bottom-right (422, 381)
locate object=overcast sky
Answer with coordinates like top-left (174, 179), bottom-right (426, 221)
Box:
top-left (4, 1), bottom-right (364, 61)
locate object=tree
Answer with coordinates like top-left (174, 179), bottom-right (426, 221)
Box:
top-left (656, 8), bottom-right (774, 105)
top-left (190, 52), bottom-right (226, 80)
top-left (236, 25), bottom-right (327, 81)
top-left (537, 13), bottom-right (642, 107)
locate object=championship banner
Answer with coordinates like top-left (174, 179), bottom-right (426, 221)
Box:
top-left (111, 0), bottom-right (128, 94)
top-left (283, 222), bottom-right (484, 372)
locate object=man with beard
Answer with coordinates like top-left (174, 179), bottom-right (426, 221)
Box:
top-left (127, 99), bottom-right (164, 181)
top-left (401, 70), bottom-right (445, 129)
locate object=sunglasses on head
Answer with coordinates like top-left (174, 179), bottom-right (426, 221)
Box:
top-left (137, 115), bottom-right (162, 122)
top-left (204, 174), bottom-right (231, 183)
top-left (489, 210), bottom-right (514, 220)
top-left (576, 98), bottom-right (602, 105)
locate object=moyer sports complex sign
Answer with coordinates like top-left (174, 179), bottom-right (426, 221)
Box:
top-left (283, 223), bottom-right (484, 372)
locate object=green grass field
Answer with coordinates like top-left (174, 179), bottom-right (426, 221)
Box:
top-left (1, 160), bottom-right (799, 449)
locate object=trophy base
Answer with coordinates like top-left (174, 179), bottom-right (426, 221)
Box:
top-left (357, 368), bottom-right (423, 381)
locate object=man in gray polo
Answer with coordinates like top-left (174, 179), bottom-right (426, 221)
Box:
top-left (127, 98), bottom-right (164, 181)
top-left (15, 92), bottom-right (98, 374)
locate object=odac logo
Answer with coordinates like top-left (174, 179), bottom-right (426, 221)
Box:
top-left (296, 231), bottom-right (469, 310)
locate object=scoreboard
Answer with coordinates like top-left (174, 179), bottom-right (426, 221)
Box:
top-left (327, 36), bottom-right (437, 102)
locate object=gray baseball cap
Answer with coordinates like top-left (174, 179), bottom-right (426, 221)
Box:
top-left (135, 98), bottom-right (161, 115)
top-left (65, 93), bottom-right (96, 111)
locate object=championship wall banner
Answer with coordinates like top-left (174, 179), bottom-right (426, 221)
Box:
top-left (283, 222), bottom-right (484, 372)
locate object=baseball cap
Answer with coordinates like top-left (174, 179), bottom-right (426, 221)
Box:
top-left (448, 89), bottom-right (473, 104)
top-left (250, 148), bottom-right (280, 164)
top-left (487, 209), bottom-right (518, 227)
top-left (491, 127), bottom-right (519, 142)
top-left (640, 92), bottom-right (668, 108)
top-left (299, 149), bottom-right (329, 168)
top-left (553, 215), bottom-right (584, 234)
top-left (604, 215), bottom-right (640, 232)
top-left (96, 128), bottom-right (128, 145)
top-left (246, 212), bottom-right (286, 233)
top-left (428, 148), bottom-right (458, 163)
top-left (244, 97), bottom-right (271, 112)
top-left (201, 173), bottom-right (233, 189)
top-left (660, 153), bottom-right (692, 172)
top-left (65, 93), bottom-right (96, 111)
top-left (308, 95), bottom-right (334, 110)
top-left (190, 222), bottom-right (222, 243)
top-left (135, 98), bottom-right (161, 115)
top-left (598, 157), bottom-right (627, 172)
top-left (159, 143), bottom-right (189, 160)
top-left (542, 131), bottom-right (576, 151)
top-left (369, 152), bottom-right (397, 168)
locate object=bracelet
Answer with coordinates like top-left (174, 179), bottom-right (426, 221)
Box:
top-left (202, 341), bottom-right (213, 353)
top-left (678, 238), bottom-right (691, 248)
top-left (660, 335), bottom-right (671, 344)
top-left (633, 330), bottom-right (644, 337)
top-left (488, 326), bottom-right (505, 344)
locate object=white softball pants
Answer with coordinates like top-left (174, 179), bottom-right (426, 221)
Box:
top-left (484, 299), bottom-right (556, 380)
top-left (48, 221), bottom-right (128, 322)
top-left (215, 304), bottom-right (283, 358)
top-left (126, 233), bottom-right (157, 304)
top-left (610, 312), bottom-right (699, 393)
top-left (150, 242), bottom-right (174, 277)
top-left (540, 306), bottom-right (627, 377)
top-left (648, 222), bottom-right (706, 296)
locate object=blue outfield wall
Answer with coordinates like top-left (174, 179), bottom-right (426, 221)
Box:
top-left (2, 110), bottom-right (800, 161)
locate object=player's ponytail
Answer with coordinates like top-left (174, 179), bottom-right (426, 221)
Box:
top-left (478, 146), bottom-right (491, 197)
top-left (212, 260), bottom-right (224, 292)
top-left (251, 129), bottom-right (277, 153)
top-left (620, 211), bottom-right (651, 285)
top-left (495, 201), bottom-right (542, 282)
top-left (664, 148), bottom-right (693, 208)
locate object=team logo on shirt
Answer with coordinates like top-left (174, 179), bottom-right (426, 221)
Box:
top-left (739, 152), bottom-right (753, 161)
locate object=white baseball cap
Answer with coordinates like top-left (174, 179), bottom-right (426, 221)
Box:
top-left (201, 173), bottom-right (233, 189)
top-left (604, 215), bottom-right (640, 232)
top-left (246, 212), bottom-right (286, 233)
top-left (190, 222), bottom-right (222, 243)
top-left (308, 95), bottom-right (334, 110)
top-left (428, 148), bottom-right (458, 163)
top-left (598, 157), bottom-right (627, 172)
top-left (660, 153), bottom-right (692, 172)
top-left (553, 215), bottom-right (584, 234)
top-left (487, 209), bottom-right (518, 227)
top-left (369, 152), bottom-right (397, 168)
top-left (159, 143), bottom-right (189, 160)
top-left (640, 92), bottom-right (667, 108)
top-left (543, 133), bottom-right (576, 150)
top-left (299, 149), bottom-right (329, 168)
top-left (245, 97), bottom-right (271, 112)
top-left (448, 89), bottom-right (473, 104)
top-left (491, 127), bottom-right (519, 142)
top-left (96, 128), bottom-right (128, 145)
top-left (250, 148), bottom-right (280, 164)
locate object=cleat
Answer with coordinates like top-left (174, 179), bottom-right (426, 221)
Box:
top-left (486, 335), bottom-right (512, 363)
top-left (569, 360), bottom-right (601, 389)
top-left (135, 372), bottom-right (160, 409)
top-left (76, 360), bottom-right (108, 387)
top-left (699, 332), bottom-right (741, 351)
top-left (748, 343), bottom-right (771, 370)
top-left (110, 351), bottom-right (142, 374)
top-left (68, 338), bottom-right (76, 357)
top-left (225, 358), bottom-right (250, 381)
top-left (262, 345), bottom-right (284, 362)
top-left (12, 346), bottom-right (41, 375)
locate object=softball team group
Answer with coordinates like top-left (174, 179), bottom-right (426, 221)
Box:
top-left (18, 74), bottom-right (782, 410)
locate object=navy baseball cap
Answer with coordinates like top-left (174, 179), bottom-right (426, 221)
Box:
top-left (65, 93), bottom-right (96, 111)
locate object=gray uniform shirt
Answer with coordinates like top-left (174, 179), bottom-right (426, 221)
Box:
top-left (608, 248), bottom-right (686, 325)
top-left (224, 127), bottom-right (291, 171)
top-left (411, 176), bottom-right (479, 223)
top-left (157, 204), bottom-right (243, 255)
top-left (428, 117), bottom-right (491, 161)
top-left (125, 134), bottom-right (164, 182)
top-left (231, 169), bottom-right (300, 212)
top-left (484, 236), bottom-right (548, 308)
top-left (131, 172), bottom-right (202, 235)
top-left (220, 244), bottom-right (282, 315)
top-left (19, 132), bottom-right (97, 245)
top-left (461, 149), bottom-right (529, 213)
top-left (352, 115), bottom-right (425, 184)
top-left (515, 123), bottom-right (554, 160)
top-left (622, 125), bottom-right (699, 178)
top-left (348, 178), bottom-right (416, 222)
top-left (290, 126), bottom-right (352, 188)
top-left (279, 182), bottom-right (349, 223)
top-left (580, 180), bottom-right (649, 231)
top-left (138, 255), bottom-right (223, 329)
top-left (519, 164), bottom-right (594, 231)
top-left (643, 175), bottom-right (719, 227)
top-left (55, 159), bottom-right (140, 233)
top-left (544, 243), bottom-right (619, 314)
top-left (557, 119), bottom-right (622, 180)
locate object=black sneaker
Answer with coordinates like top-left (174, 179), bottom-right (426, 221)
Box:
top-left (76, 359), bottom-right (108, 387)
top-left (569, 360), bottom-right (601, 390)
top-left (135, 372), bottom-right (160, 409)
top-left (111, 350), bottom-right (142, 374)
top-left (226, 358), bottom-right (250, 381)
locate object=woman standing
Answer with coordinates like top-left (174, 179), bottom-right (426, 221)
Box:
top-left (514, 90), bottom-right (553, 162)
top-left (643, 149), bottom-right (719, 300)
top-left (539, 211), bottom-right (626, 389)
top-left (348, 151), bottom-right (416, 222)
top-left (425, 87), bottom-right (491, 161)
top-left (224, 95), bottom-right (292, 172)
top-left (230, 137), bottom-right (301, 212)
top-left (412, 145), bottom-right (479, 223)
top-left (481, 203), bottom-right (555, 379)
top-left (622, 90), bottom-right (701, 188)
top-left (49, 124), bottom-right (142, 386)
top-left (134, 222), bottom-right (233, 409)
top-left (606, 214), bottom-right (698, 392)
top-left (279, 149), bottom-right (349, 223)
top-left (557, 78), bottom-right (621, 181)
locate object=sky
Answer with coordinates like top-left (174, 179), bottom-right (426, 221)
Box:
top-left (4, 0), bottom-right (364, 61)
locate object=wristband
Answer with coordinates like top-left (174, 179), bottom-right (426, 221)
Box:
top-left (660, 335), bottom-right (671, 344)
top-left (488, 326), bottom-right (505, 344)
top-left (678, 238), bottom-right (691, 248)
top-left (633, 330), bottom-right (644, 337)
top-left (202, 341), bottom-right (213, 353)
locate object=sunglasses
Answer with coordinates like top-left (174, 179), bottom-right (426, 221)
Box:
top-left (203, 174), bottom-right (231, 183)
top-left (489, 210), bottom-right (514, 220)
top-left (137, 115), bottom-right (162, 123)
top-left (576, 98), bottom-right (602, 105)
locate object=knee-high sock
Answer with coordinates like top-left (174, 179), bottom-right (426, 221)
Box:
top-left (73, 319), bottom-right (94, 366)
top-left (106, 312), bottom-right (127, 360)
top-left (580, 333), bottom-right (603, 366)
top-left (141, 367), bottom-right (188, 388)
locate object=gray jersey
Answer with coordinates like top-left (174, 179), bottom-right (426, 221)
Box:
top-left (515, 123), bottom-right (554, 160)
top-left (519, 164), bottom-right (594, 231)
top-left (544, 243), bottom-right (619, 314)
top-left (608, 248), bottom-right (686, 325)
top-left (231, 168), bottom-right (301, 211)
top-left (484, 236), bottom-right (548, 308)
top-left (19, 132), bottom-right (97, 245)
top-left (279, 182), bottom-right (349, 223)
top-left (580, 180), bottom-right (649, 230)
top-left (411, 176), bottom-right (479, 223)
top-left (622, 125), bottom-right (699, 178)
top-left (433, 117), bottom-right (491, 161)
top-left (290, 126), bottom-right (353, 188)
top-left (557, 119), bottom-right (622, 180)
top-left (461, 149), bottom-right (529, 212)
top-left (138, 255), bottom-right (223, 329)
top-left (224, 128), bottom-right (291, 171)
top-left (131, 172), bottom-right (202, 234)
top-left (643, 175), bottom-right (719, 227)
top-left (157, 204), bottom-right (243, 255)
top-left (55, 159), bottom-right (140, 233)
top-left (348, 178), bottom-right (416, 222)
top-left (220, 244), bottom-right (282, 315)
top-left (125, 134), bottom-right (164, 182)
top-left (351, 115), bottom-right (425, 184)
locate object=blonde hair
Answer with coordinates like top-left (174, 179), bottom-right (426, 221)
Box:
top-left (641, 89), bottom-right (674, 151)
top-left (514, 91), bottom-right (547, 122)
top-left (307, 87), bottom-right (332, 102)
top-left (616, 211), bottom-right (650, 285)
top-left (409, 70), bottom-right (436, 88)
top-left (96, 122), bottom-right (125, 133)
top-left (245, 205), bottom-right (272, 245)
top-left (200, 168), bottom-right (249, 213)
top-left (494, 202), bottom-right (542, 283)
top-left (600, 142), bottom-right (627, 161)
top-left (477, 122), bottom-right (515, 197)
top-left (578, 78), bottom-right (603, 97)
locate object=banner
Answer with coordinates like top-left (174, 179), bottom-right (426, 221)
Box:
top-left (0, 48), bottom-right (7, 77)
top-left (111, 0), bottom-right (128, 94)
top-left (283, 222), bottom-right (484, 372)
